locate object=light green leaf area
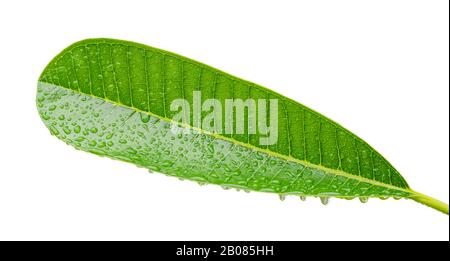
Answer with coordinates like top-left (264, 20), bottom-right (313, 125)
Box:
top-left (37, 38), bottom-right (448, 214)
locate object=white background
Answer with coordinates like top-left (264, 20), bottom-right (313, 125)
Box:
top-left (0, 0), bottom-right (448, 241)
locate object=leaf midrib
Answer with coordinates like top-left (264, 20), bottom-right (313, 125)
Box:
top-left (39, 81), bottom-right (413, 196)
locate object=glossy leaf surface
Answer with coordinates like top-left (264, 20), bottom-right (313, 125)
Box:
top-left (37, 38), bottom-right (448, 214)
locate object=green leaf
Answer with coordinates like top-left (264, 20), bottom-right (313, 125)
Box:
top-left (36, 38), bottom-right (448, 214)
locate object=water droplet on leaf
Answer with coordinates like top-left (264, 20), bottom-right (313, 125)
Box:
top-left (359, 197), bottom-right (369, 203)
top-left (140, 113), bottom-right (150, 123)
top-left (320, 197), bottom-right (329, 205)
